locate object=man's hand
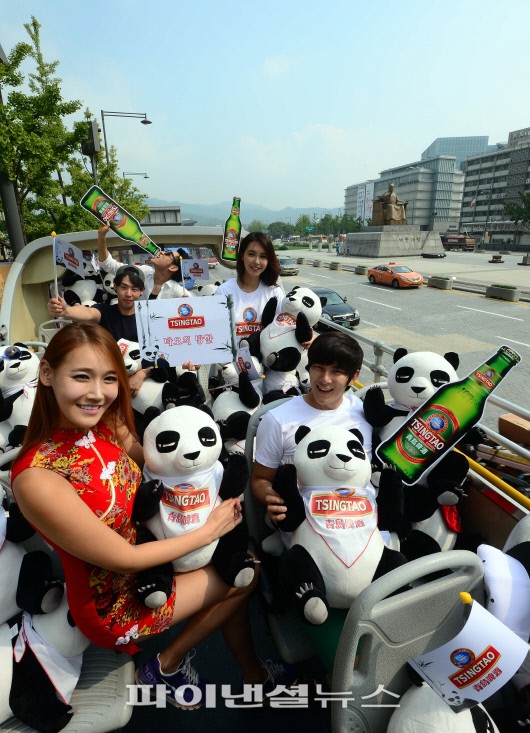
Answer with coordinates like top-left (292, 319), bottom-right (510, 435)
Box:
top-left (48, 295), bottom-right (68, 318)
top-left (264, 485), bottom-right (287, 523)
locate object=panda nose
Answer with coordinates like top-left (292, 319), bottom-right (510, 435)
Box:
top-left (336, 454), bottom-right (352, 463)
top-left (411, 386), bottom-right (426, 394)
top-left (184, 451), bottom-right (200, 461)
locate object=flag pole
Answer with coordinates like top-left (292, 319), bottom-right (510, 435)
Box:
top-left (51, 231), bottom-right (59, 298)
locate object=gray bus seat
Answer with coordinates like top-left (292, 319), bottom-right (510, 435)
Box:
top-left (331, 549), bottom-right (484, 733)
top-left (503, 511), bottom-right (530, 553)
top-left (243, 399), bottom-right (316, 664)
top-left (37, 319), bottom-right (71, 344)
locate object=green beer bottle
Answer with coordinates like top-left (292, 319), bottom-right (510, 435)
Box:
top-left (221, 196), bottom-right (242, 262)
top-left (376, 345), bottom-right (521, 485)
top-left (80, 184), bottom-right (160, 257)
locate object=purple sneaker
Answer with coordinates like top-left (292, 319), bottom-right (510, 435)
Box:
top-left (135, 650), bottom-right (208, 710)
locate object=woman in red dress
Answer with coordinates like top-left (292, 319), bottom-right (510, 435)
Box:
top-left (11, 323), bottom-right (276, 709)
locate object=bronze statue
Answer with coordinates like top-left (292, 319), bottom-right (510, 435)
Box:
top-left (376, 182), bottom-right (408, 225)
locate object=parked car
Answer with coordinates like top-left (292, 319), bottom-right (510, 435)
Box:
top-left (208, 256), bottom-right (218, 268)
top-left (278, 255), bottom-right (299, 276)
top-left (367, 262), bottom-right (424, 288)
top-left (311, 286), bottom-right (360, 331)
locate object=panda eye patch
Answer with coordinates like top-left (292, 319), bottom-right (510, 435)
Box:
top-left (199, 427), bottom-right (217, 447)
top-left (302, 296), bottom-right (314, 308)
top-left (156, 430), bottom-right (180, 453)
top-left (431, 370), bottom-right (450, 388)
top-left (395, 366), bottom-right (414, 383)
top-left (307, 440), bottom-right (330, 459)
top-left (130, 350), bottom-right (141, 360)
top-left (347, 440), bottom-right (366, 459)
top-left (19, 351), bottom-right (32, 361)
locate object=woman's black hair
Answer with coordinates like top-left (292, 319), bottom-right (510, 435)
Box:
top-left (236, 232), bottom-right (280, 286)
top-left (307, 331), bottom-right (364, 380)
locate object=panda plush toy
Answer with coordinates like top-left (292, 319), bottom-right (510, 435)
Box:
top-left (272, 424), bottom-right (407, 625)
top-left (6, 592), bottom-right (91, 733)
top-left (60, 257), bottom-right (101, 307)
top-left (132, 406), bottom-right (257, 607)
top-left (209, 357), bottom-right (264, 456)
top-left (0, 343), bottom-right (41, 451)
top-left (196, 281), bottom-right (220, 296)
top-left (245, 286), bottom-right (323, 404)
top-left (363, 349), bottom-right (473, 560)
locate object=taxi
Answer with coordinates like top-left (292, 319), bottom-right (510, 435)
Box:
top-left (367, 262), bottom-right (424, 288)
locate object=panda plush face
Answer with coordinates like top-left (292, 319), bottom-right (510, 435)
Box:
top-left (387, 350), bottom-right (460, 411)
top-left (282, 286), bottom-right (323, 327)
top-left (117, 340), bottom-right (142, 375)
top-left (293, 424), bottom-right (372, 488)
top-left (0, 344), bottom-right (40, 385)
top-left (143, 406), bottom-right (222, 476)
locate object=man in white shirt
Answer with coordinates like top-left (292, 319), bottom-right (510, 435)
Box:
top-left (96, 224), bottom-right (191, 299)
top-left (252, 331), bottom-right (372, 523)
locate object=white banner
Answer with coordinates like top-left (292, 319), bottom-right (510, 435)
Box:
top-left (134, 295), bottom-right (235, 366)
top-left (182, 258), bottom-right (209, 282)
top-left (54, 237), bottom-right (85, 277)
top-left (409, 599), bottom-right (529, 711)
top-left (364, 181), bottom-right (375, 221)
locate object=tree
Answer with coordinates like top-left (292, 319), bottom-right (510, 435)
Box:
top-left (294, 214), bottom-right (312, 237)
top-left (0, 17), bottom-right (148, 246)
top-left (246, 219), bottom-right (268, 232)
top-left (503, 192), bottom-right (530, 246)
top-left (268, 221), bottom-right (294, 240)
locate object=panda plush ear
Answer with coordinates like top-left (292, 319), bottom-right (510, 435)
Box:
top-left (348, 428), bottom-right (364, 445)
top-left (443, 352), bottom-right (460, 371)
top-left (294, 425), bottom-right (311, 445)
top-left (393, 347), bottom-right (408, 363)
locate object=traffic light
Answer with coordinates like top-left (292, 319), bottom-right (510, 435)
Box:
top-left (81, 119), bottom-right (101, 156)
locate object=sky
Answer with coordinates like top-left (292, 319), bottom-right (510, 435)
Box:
top-left (3, 0), bottom-right (530, 211)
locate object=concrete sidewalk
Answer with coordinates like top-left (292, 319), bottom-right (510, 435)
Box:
top-left (299, 248), bottom-right (530, 292)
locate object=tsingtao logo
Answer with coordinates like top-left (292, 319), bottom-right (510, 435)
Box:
top-left (178, 303), bottom-right (193, 318)
top-left (243, 307), bottom-right (257, 324)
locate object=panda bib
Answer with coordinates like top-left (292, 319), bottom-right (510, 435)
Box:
top-left (143, 463), bottom-right (223, 538)
top-left (297, 484), bottom-right (381, 567)
top-left (267, 312), bottom-right (297, 340)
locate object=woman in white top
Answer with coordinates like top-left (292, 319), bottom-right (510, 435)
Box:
top-left (216, 232), bottom-right (284, 342)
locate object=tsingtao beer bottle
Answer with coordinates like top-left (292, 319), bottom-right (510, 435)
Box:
top-left (221, 196), bottom-right (242, 262)
top-left (80, 185), bottom-right (160, 257)
top-left (376, 345), bottom-right (521, 485)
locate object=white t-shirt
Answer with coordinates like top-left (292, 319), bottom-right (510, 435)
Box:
top-left (255, 392), bottom-right (373, 468)
top-left (216, 279), bottom-right (284, 341)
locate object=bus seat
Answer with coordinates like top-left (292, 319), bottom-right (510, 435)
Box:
top-left (243, 399), bottom-right (316, 664)
top-left (503, 512), bottom-right (530, 553)
top-left (37, 319), bottom-right (71, 344)
top-left (331, 550), bottom-right (484, 733)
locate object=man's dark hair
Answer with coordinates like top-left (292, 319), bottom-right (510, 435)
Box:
top-left (307, 331), bottom-right (363, 380)
top-left (114, 266), bottom-right (145, 290)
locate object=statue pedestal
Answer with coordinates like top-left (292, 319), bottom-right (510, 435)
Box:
top-left (345, 226), bottom-right (444, 258)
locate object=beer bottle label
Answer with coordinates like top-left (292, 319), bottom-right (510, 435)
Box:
top-left (223, 229), bottom-right (239, 257)
top-left (389, 404), bottom-right (459, 466)
top-left (94, 197), bottom-right (127, 229)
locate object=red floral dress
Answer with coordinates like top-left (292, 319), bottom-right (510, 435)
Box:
top-left (11, 422), bottom-right (176, 655)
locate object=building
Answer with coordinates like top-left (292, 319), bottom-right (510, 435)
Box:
top-left (141, 205), bottom-right (182, 226)
top-left (421, 136), bottom-right (494, 170)
top-left (345, 156), bottom-right (464, 231)
top-left (460, 126), bottom-right (530, 248)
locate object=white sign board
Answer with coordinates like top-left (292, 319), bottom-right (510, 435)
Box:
top-left (134, 295), bottom-right (235, 366)
top-left (409, 600), bottom-right (529, 712)
top-left (182, 258), bottom-right (209, 282)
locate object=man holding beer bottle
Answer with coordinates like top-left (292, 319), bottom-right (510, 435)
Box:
top-left (96, 224), bottom-right (192, 300)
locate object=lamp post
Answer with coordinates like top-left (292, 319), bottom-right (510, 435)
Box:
top-left (122, 172), bottom-right (149, 179)
top-left (100, 111), bottom-right (152, 194)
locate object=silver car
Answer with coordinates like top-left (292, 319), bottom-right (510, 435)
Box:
top-left (278, 255), bottom-right (299, 276)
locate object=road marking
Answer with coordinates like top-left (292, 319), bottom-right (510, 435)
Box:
top-left (361, 320), bottom-right (381, 327)
top-left (495, 336), bottom-right (530, 349)
top-left (357, 297), bottom-right (402, 311)
top-left (457, 305), bottom-right (523, 321)
top-left (306, 273), bottom-right (332, 279)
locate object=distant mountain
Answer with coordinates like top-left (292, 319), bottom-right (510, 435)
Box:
top-left (146, 198), bottom-right (341, 227)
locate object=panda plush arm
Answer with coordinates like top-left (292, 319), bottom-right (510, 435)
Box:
top-left (363, 385), bottom-right (409, 428)
top-left (271, 463), bottom-right (305, 532)
top-left (261, 296), bottom-right (279, 329)
top-left (219, 453), bottom-right (249, 499)
top-left (237, 370), bottom-right (261, 410)
top-left (294, 311), bottom-right (312, 345)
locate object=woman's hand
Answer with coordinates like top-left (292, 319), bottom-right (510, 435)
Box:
top-left (205, 498), bottom-right (242, 540)
top-left (48, 295), bottom-right (67, 318)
